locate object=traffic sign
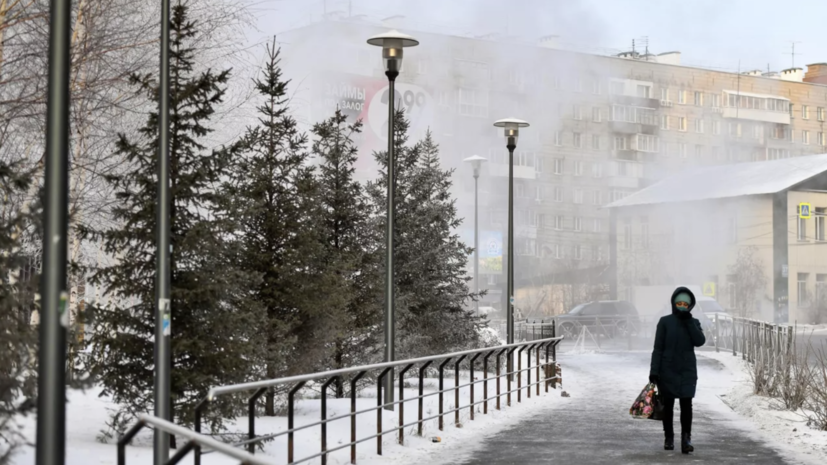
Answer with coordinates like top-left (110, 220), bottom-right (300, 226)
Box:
top-left (799, 203), bottom-right (811, 219)
top-left (703, 282), bottom-right (716, 297)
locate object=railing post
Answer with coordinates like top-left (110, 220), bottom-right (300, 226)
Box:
top-left (438, 358), bottom-right (452, 430)
top-left (247, 387), bottom-right (267, 454)
top-left (166, 441), bottom-right (197, 465)
top-left (496, 349), bottom-right (504, 410)
top-left (321, 377), bottom-right (340, 464)
top-left (715, 313), bottom-right (719, 353)
top-left (733, 317), bottom-right (737, 356)
top-left (469, 353), bottom-right (482, 420)
top-left (454, 355), bottom-right (467, 426)
top-left (526, 344), bottom-right (535, 399)
top-left (545, 341), bottom-right (551, 393)
top-left (117, 421), bottom-right (146, 465)
top-left (288, 381), bottom-right (306, 464)
top-left (350, 371), bottom-right (367, 464)
top-left (517, 346), bottom-right (527, 403)
top-left (483, 350), bottom-right (494, 414)
top-left (377, 367), bottom-right (392, 455)
top-left (398, 364), bottom-right (414, 445)
top-left (193, 398), bottom-right (208, 465)
top-left (417, 361), bottom-right (433, 436)
top-left (552, 321), bottom-right (557, 362)
top-left (535, 343), bottom-right (541, 397)
top-left (506, 347), bottom-right (517, 406)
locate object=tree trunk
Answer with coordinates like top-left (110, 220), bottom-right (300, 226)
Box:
top-left (264, 362), bottom-right (276, 416)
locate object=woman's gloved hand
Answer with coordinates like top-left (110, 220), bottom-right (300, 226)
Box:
top-left (649, 374), bottom-right (659, 384)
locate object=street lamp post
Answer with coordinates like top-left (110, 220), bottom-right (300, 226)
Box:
top-left (367, 30), bottom-right (418, 411)
top-left (493, 118), bottom-right (530, 347)
top-left (36, 1), bottom-right (71, 464)
top-left (463, 155), bottom-right (487, 315)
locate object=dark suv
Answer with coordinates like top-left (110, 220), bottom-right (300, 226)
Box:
top-left (555, 300), bottom-right (640, 338)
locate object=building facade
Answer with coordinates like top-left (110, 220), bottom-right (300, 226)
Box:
top-left (277, 16), bottom-right (827, 316)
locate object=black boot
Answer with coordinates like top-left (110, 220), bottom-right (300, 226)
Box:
top-left (664, 435), bottom-right (674, 451)
top-left (681, 433), bottom-right (694, 454)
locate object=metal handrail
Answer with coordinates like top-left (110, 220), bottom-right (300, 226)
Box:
top-left (117, 414), bottom-right (275, 465)
top-left (193, 336), bottom-right (563, 465)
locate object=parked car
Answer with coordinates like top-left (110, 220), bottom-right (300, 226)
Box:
top-left (556, 300), bottom-right (640, 338)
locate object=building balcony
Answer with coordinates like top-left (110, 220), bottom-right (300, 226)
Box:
top-left (489, 163), bottom-right (536, 180)
top-left (610, 94), bottom-right (661, 108)
top-left (609, 120), bottom-right (659, 135)
top-left (722, 107), bottom-right (790, 125)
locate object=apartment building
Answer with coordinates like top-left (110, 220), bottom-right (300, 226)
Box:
top-left (277, 15), bottom-right (827, 314)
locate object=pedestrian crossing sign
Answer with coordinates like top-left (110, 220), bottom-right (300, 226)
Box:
top-left (703, 282), bottom-right (716, 297)
top-left (799, 203), bottom-right (811, 219)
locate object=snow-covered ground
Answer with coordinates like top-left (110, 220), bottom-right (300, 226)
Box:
top-left (700, 349), bottom-right (827, 463)
top-left (9, 354), bottom-right (569, 465)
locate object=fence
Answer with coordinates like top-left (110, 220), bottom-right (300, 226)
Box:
top-left (118, 337), bottom-right (563, 465)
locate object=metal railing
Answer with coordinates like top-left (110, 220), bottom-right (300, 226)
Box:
top-left (117, 414), bottom-right (275, 465)
top-left (726, 316), bottom-right (794, 361)
top-left (184, 337), bottom-right (562, 465)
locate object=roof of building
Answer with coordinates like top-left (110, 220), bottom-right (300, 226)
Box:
top-left (605, 153), bottom-right (827, 208)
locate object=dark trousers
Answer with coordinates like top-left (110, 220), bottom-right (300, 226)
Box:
top-left (662, 397), bottom-right (692, 438)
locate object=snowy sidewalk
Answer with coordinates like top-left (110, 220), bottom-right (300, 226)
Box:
top-left (457, 351), bottom-right (823, 465)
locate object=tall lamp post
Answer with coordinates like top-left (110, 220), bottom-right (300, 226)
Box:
top-left (367, 30), bottom-right (418, 411)
top-left (36, 1), bottom-right (71, 464)
top-left (463, 155), bottom-right (487, 315)
top-left (493, 118), bottom-right (529, 346)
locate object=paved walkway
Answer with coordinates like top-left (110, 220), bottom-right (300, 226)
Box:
top-left (458, 351), bottom-right (806, 465)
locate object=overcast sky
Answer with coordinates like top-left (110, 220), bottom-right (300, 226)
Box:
top-left (248, 0), bottom-right (827, 74)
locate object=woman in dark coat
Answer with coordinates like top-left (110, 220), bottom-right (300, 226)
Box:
top-left (649, 286), bottom-right (706, 454)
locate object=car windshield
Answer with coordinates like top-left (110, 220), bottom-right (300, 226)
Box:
top-left (698, 301), bottom-right (726, 313)
top-left (568, 304), bottom-right (587, 314)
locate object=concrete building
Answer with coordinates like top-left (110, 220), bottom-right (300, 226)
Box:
top-left (276, 16), bottom-right (827, 316)
top-left (606, 154), bottom-right (827, 324)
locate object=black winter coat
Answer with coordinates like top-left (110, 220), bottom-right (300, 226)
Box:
top-left (649, 287), bottom-right (706, 398)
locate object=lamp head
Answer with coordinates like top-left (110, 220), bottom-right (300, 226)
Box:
top-left (367, 30), bottom-right (419, 73)
top-left (463, 155), bottom-right (487, 177)
top-left (493, 117), bottom-right (530, 142)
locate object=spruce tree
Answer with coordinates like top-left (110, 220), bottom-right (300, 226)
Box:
top-left (311, 110), bottom-right (382, 387)
top-left (0, 160), bottom-right (37, 464)
top-left (220, 40), bottom-right (341, 415)
top-left (87, 3), bottom-right (261, 431)
top-left (367, 113), bottom-right (482, 358)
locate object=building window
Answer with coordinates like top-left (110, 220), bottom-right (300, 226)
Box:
top-left (817, 208), bottom-right (826, 241)
top-left (798, 204), bottom-right (808, 241)
top-left (554, 158), bottom-right (563, 175)
top-left (694, 118), bottom-right (705, 133)
top-left (660, 88), bottom-right (669, 101)
top-left (661, 115), bottom-right (669, 130)
top-left (592, 163), bottom-right (603, 178)
top-left (573, 132), bottom-right (582, 148)
top-left (819, 132), bottom-right (826, 146)
top-left (679, 143), bottom-right (688, 158)
top-left (574, 217), bottom-right (582, 232)
top-left (768, 148), bottom-right (790, 160)
top-left (573, 189), bottom-right (584, 204)
top-left (695, 145), bottom-right (704, 158)
top-left (798, 273), bottom-right (810, 307)
top-left (678, 117), bottom-right (687, 132)
top-left (516, 183), bottom-right (527, 198)
top-left (729, 122), bottom-right (742, 138)
top-left (554, 131), bottom-right (562, 146)
top-left (818, 275), bottom-right (827, 306)
top-left (803, 130), bottom-right (810, 145)
top-left (554, 186), bottom-right (563, 202)
top-left (678, 90), bottom-right (687, 104)
top-left (593, 218), bottom-right (601, 232)
top-left (640, 216), bottom-right (649, 248)
top-left (710, 94), bottom-right (720, 107)
top-left (574, 161), bottom-right (584, 176)
top-left (573, 105), bottom-right (583, 120)
top-left (554, 215), bottom-right (563, 230)
top-left (636, 85), bottom-right (651, 98)
top-left (802, 105), bottom-right (810, 120)
top-left (694, 91), bottom-right (704, 106)
top-left (458, 87), bottom-right (489, 117)
top-left (711, 146), bottom-right (721, 160)
top-left (635, 134), bottom-right (659, 152)
top-left (574, 244), bottom-right (583, 260)
top-left (623, 219), bottom-right (632, 249)
top-left (614, 136), bottom-right (628, 151)
top-left (592, 190), bottom-right (602, 205)
top-left (592, 107), bottom-right (602, 122)
top-left (591, 135), bottom-right (600, 150)
top-left (712, 120), bottom-right (721, 135)
top-left (728, 217), bottom-right (737, 244)
top-left (819, 107), bottom-right (826, 122)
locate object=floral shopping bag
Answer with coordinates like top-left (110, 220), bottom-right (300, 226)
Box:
top-left (629, 382), bottom-right (663, 420)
